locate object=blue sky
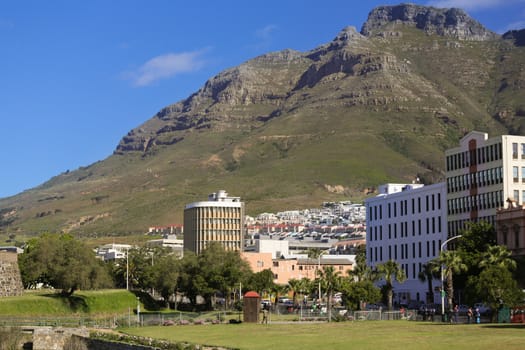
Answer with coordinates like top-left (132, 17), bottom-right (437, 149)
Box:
top-left (1, 0), bottom-right (524, 199)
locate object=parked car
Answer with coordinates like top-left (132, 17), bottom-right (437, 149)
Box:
top-left (261, 299), bottom-right (271, 309)
top-left (457, 304), bottom-right (470, 315)
top-left (474, 303), bottom-right (491, 315)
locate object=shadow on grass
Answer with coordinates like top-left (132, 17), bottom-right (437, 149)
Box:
top-left (482, 324), bottom-right (525, 329)
top-left (41, 293), bottom-right (89, 313)
top-left (131, 290), bottom-right (161, 311)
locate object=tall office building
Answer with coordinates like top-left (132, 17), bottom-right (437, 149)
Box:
top-left (183, 190), bottom-right (245, 254)
top-left (366, 183), bottom-right (447, 304)
top-left (445, 131), bottom-right (525, 238)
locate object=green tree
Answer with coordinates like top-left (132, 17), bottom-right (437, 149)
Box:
top-left (376, 260), bottom-right (407, 310)
top-left (151, 253), bottom-right (181, 308)
top-left (349, 245), bottom-right (378, 283)
top-left (454, 221), bottom-right (497, 297)
top-left (418, 261), bottom-right (440, 304)
top-left (340, 279), bottom-right (381, 311)
top-left (198, 243), bottom-right (251, 309)
top-left (287, 278), bottom-right (302, 306)
top-left (438, 250), bottom-right (467, 310)
top-left (178, 251), bottom-right (208, 309)
top-left (177, 244), bottom-right (252, 310)
top-left (319, 266), bottom-right (342, 321)
top-left (467, 266), bottom-right (524, 321)
top-left (245, 268), bottom-right (275, 296)
top-left (19, 233), bottom-right (112, 295)
top-left (479, 245), bottom-right (517, 271)
top-left (271, 284), bottom-right (290, 306)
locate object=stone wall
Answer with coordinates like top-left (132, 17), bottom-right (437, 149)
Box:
top-left (0, 251), bottom-right (24, 297)
top-left (83, 337), bottom-right (157, 350)
top-left (33, 327), bottom-right (90, 350)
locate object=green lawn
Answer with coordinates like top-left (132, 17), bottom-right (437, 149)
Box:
top-left (0, 290), bottom-right (139, 316)
top-left (121, 321), bottom-right (525, 350)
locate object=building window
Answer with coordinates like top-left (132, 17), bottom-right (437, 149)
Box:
top-left (273, 261), bottom-right (279, 267)
top-left (513, 142), bottom-right (518, 159)
top-left (513, 166), bottom-right (519, 182)
top-left (514, 190), bottom-right (519, 203)
top-left (522, 143), bottom-right (525, 159)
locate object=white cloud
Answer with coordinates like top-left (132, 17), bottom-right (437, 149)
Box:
top-left (256, 24), bottom-right (278, 41)
top-left (249, 24), bottom-right (278, 51)
top-left (125, 50), bottom-right (208, 87)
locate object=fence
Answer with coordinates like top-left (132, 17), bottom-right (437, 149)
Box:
top-left (350, 310), bottom-right (420, 321)
top-left (0, 316), bottom-right (118, 328)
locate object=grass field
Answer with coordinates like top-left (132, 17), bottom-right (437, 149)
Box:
top-left (0, 290), bottom-right (139, 316)
top-left (121, 321), bottom-right (525, 350)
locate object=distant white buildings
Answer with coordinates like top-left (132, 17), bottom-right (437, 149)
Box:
top-left (95, 243), bottom-right (132, 261)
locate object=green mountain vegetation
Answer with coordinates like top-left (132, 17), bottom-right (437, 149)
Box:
top-left (1, 4), bottom-right (524, 239)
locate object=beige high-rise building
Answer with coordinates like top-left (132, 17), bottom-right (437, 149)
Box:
top-left (183, 190), bottom-right (244, 254)
top-left (445, 131), bottom-right (525, 238)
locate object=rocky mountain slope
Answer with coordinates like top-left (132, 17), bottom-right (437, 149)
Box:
top-left (1, 3), bottom-right (524, 238)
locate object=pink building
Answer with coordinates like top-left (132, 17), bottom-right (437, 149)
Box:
top-left (242, 252), bottom-right (354, 285)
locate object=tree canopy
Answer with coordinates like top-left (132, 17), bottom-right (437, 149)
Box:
top-left (19, 233), bottom-right (112, 295)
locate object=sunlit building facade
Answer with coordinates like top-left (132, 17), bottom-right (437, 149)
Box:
top-left (183, 190), bottom-right (244, 254)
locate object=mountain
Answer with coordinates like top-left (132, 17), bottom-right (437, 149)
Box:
top-left (1, 3), bottom-right (524, 239)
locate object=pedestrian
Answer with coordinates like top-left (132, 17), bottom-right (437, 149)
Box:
top-left (475, 307), bottom-right (481, 324)
top-left (453, 304), bottom-right (459, 324)
top-left (261, 304), bottom-right (269, 324)
top-left (467, 307), bottom-right (473, 324)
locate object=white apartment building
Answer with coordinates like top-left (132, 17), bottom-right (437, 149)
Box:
top-left (366, 182), bottom-right (447, 304)
top-left (445, 131), bottom-right (525, 237)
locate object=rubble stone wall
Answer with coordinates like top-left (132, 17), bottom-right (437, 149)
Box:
top-left (0, 251), bottom-right (24, 297)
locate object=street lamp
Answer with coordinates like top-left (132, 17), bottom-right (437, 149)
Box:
top-left (317, 250), bottom-right (327, 304)
top-left (137, 297), bottom-right (141, 325)
top-left (440, 235), bottom-right (462, 316)
top-left (126, 248), bottom-right (129, 291)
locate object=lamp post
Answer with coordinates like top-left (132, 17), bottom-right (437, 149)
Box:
top-left (137, 297), bottom-right (140, 325)
top-left (317, 250), bottom-right (327, 304)
top-left (440, 235), bottom-right (462, 316)
top-left (126, 248), bottom-right (129, 291)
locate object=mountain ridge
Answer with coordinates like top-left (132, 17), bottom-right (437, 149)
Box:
top-left (1, 3), bottom-right (524, 239)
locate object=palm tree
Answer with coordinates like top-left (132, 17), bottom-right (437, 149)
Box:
top-left (319, 266), bottom-right (342, 322)
top-left (418, 260), bottom-right (440, 304)
top-left (287, 278), bottom-right (301, 306)
top-left (376, 260), bottom-right (407, 310)
top-left (438, 250), bottom-right (467, 311)
top-left (479, 245), bottom-right (516, 271)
